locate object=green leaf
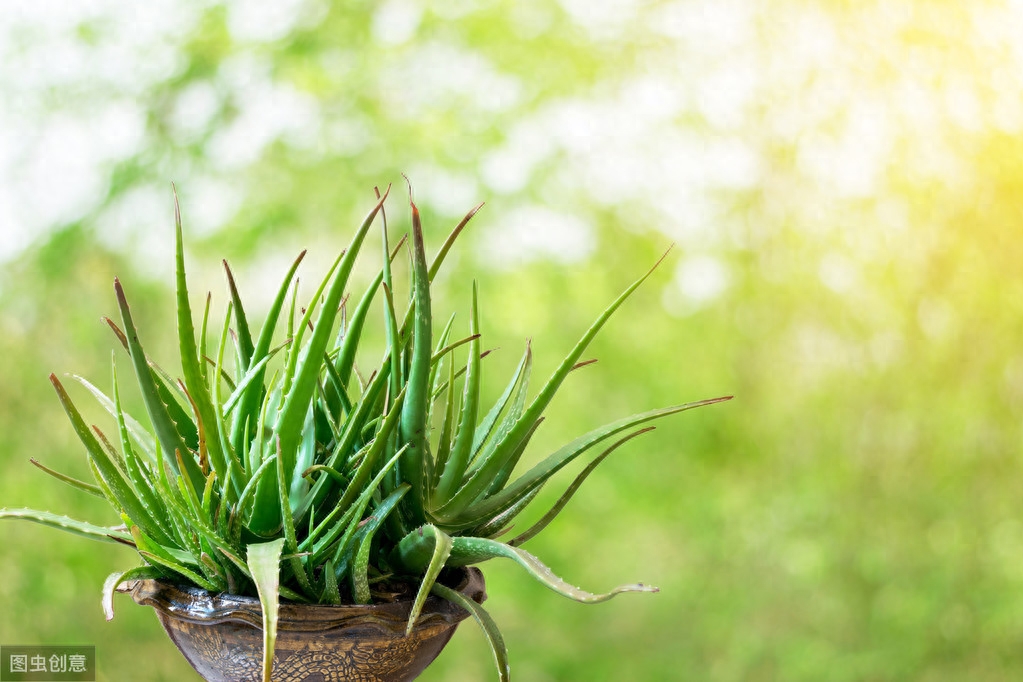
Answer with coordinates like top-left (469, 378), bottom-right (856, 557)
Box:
top-left (434, 282), bottom-right (482, 505)
top-left (131, 523), bottom-right (217, 591)
top-left (301, 464), bottom-right (347, 484)
top-left (439, 252), bottom-right (673, 518)
top-left (426, 313), bottom-right (457, 409)
top-left (200, 551), bottom-right (228, 588)
top-left (431, 581), bottom-right (509, 682)
top-left (70, 373), bottom-right (157, 464)
top-left (173, 188), bottom-right (230, 497)
top-left (469, 344), bottom-right (532, 472)
top-left (229, 249), bottom-right (306, 456)
top-left (331, 232), bottom-right (407, 398)
top-left (508, 427), bottom-right (656, 546)
top-left (321, 351), bottom-right (353, 422)
top-left (379, 185), bottom-right (402, 404)
top-left (146, 361), bottom-right (201, 452)
top-left (139, 550), bottom-right (219, 591)
top-left (351, 484), bottom-right (409, 604)
top-left (275, 436), bottom-right (313, 596)
top-left (216, 546), bottom-right (253, 584)
top-left (222, 354), bottom-right (277, 417)
top-left (111, 361), bottom-right (176, 545)
top-left (390, 524), bottom-right (453, 634)
top-left (103, 566), bottom-right (165, 621)
top-left (322, 558), bottom-right (340, 605)
top-left (50, 374), bottom-right (167, 540)
top-left (251, 190), bottom-right (389, 535)
top-left (234, 456), bottom-right (276, 541)
top-left (309, 444), bottom-right (408, 571)
top-left (0, 508), bottom-right (133, 544)
top-left (381, 281), bottom-right (402, 412)
top-left (293, 356), bottom-right (396, 523)
top-left (223, 259), bottom-right (255, 373)
top-left (471, 486), bottom-right (542, 540)
top-left (460, 398), bottom-right (732, 527)
top-left (198, 292), bottom-right (212, 386)
top-left (114, 278), bottom-right (205, 492)
top-left (28, 459), bottom-right (103, 497)
top-left (246, 538), bottom-right (286, 682)
top-left (427, 202), bottom-right (484, 282)
top-left (485, 417), bottom-right (543, 497)
top-left (211, 302), bottom-right (245, 501)
top-left (398, 194), bottom-right (432, 527)
top-left (430, 359), bottom-right (457, 493)
top-left (431, 332), bottom-right (482, 369)
top-left (303, 389), bottom-right (407, 556)
top-left (450, 536), bottom-right (659, 603)
top-left (281, 250), bottom-right (343, 399)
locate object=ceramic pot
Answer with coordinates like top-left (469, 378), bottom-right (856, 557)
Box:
top-left (128, 567), bottom-right (485, 682)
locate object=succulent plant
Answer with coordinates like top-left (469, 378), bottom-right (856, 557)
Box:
top-left (0, 184), bottom-right (729, 681)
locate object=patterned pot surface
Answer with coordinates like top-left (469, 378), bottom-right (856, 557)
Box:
top-left (129, 567), bottom-right (486, 682)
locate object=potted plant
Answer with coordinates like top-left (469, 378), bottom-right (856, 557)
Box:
top-left (0, 184), bottom-right (729, 682)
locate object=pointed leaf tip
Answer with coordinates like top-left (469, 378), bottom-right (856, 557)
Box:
top-left (172, 183), bottom-right (181, 222)
top-left (649, 244), bottom-right (675, 274)
top-left (113, 278), bottom-right (128, 305)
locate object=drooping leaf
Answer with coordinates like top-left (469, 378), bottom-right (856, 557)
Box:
top-left (390, 524), bottom-right (453, 634)
top-left (431, 581), bottom-right (509, 682)
top-left (246, 538), bottom-right (285, 682)
top-left (448, 536), bottom-right (659, 603)
top-left (102, 566), bottom-right (166, 621)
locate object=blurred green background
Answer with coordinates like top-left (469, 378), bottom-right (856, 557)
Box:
top-left (3, 1), bottom-right (1023, 680)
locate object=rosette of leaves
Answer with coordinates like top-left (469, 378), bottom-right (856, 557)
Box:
top-left (0, 185), bottom-right (729, 682)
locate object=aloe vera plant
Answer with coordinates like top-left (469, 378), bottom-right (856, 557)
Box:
top-left (1, 184), bottom-right (730, 682)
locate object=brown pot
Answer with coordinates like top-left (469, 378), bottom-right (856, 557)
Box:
top-left (128, 567), bottom-right (486, 682)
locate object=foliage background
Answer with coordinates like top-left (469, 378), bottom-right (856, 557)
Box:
top-left (2, 1), bottom-right (1022, 680)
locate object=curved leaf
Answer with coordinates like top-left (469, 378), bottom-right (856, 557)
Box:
top-left (446, 536), bottom-right (659, 604)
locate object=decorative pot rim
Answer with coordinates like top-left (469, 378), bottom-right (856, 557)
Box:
top-left (126, 566), bottom-right (486, 634)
